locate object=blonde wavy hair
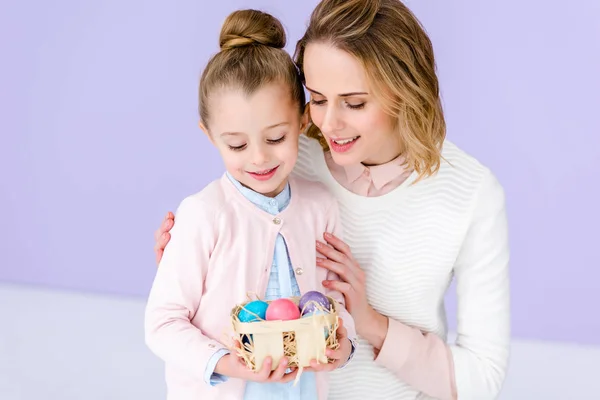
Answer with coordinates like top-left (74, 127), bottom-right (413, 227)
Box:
top-left (294, 0), bottom-right (446, 180)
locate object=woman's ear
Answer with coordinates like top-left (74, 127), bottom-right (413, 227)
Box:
top-left (198, 121), bottom-right (214, 145)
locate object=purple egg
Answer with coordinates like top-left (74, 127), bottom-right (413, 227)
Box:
top-left (299, 291), bottom-right (330, 315)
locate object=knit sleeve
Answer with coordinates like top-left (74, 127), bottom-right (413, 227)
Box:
top-left (449, 169), bottom-right (511, 399)
top-left (374, 169), bottom-right (509, 400)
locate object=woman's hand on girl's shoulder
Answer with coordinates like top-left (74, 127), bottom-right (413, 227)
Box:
top-left (154, 211), bottom-right (174, 265)
top-left (316, 232), bottom-right (371, 325)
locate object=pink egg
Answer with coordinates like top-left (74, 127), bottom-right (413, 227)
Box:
top-left (265, 299), bottom-right (300, 321)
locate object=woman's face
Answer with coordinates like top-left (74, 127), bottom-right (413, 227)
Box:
top-left (303, 42), bottom-right (402, 166)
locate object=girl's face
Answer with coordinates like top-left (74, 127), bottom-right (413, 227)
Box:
top-left (203, 82), bottom-right (305, 197)
top-left (303, 42), bottom-right (402, 166)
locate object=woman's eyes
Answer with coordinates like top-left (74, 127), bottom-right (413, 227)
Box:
top-left (310, 99), bottom-right (365, 110)
top-left (346, 103), bottom-right (365, 110)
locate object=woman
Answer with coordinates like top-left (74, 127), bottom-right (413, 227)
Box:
top-left (154, 1), bottom-right (510, 399)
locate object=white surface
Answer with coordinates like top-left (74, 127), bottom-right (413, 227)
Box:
top-left (0, 283), bottom-right (598, 400)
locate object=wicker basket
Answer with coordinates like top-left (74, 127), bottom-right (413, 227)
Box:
top-left (230, 296), bottom-right (340, 371)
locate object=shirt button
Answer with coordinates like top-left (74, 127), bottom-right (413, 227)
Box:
top-left (273, 217), bottom-right (281, 225)
top-left (295, 267), bottom-right (304, 275)
top-left (208, 343), bottom-right (215, 348)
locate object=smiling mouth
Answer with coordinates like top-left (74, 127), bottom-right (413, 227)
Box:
top-left (246, 166), bottom-right (280, 181)
top-left (329, 136), bottom-right (361, 152)
top-left (250, 167), bottom-right (277, 175)
top-left (331, 136), bottom-right (360, 145)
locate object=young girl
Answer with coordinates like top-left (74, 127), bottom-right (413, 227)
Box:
top-left (144, 9), bottom-right (356, 400)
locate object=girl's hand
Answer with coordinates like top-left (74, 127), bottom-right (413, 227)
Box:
top-left (154, 212), bottom-right (174, 265)
top-left (215, 352), bottom-right (298, 384)
top-left (307, 318), bottom-right (352, 372)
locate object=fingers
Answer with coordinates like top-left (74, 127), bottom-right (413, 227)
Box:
top-left (154, 232), bottom-right (170, 266)
top-left (316, 258), bottom-right (356, 286)
top-left (334, 318), bottom-right (347, 341)
top-left (162, 214), bottom-right (174, 234)
top-left (155, 213), bottom-right (174, 240)
top-left (154, 212), bottom-right (174, 266)
top-left (325, 348), bottom-right (345, 361)
top-left (309, 358), bottom-right (335, 372)
top-left (155, 249), bottom-right (163, 266)
top-left (316, 240), bottom-right (349, 265)
top-left (316, 238), bottom-right (363, 282)
top-left (307, 320), bottom-right (347, 372)
top-left (231, 338), bottom-right (242, 350)
top-left (279, 368), bottom-right (299, 383)
top-left (160, 232), bottom-right (171, 248)
top-left (267, 357), bottom-right (289, 382)
top-left (322, 279), bottom-right (352, 295)
top-left (327, 322), bottom-right (349, 361)
top-left (255, 357), bottom-right (273, 380)
top-left (323, 232), bottom-right (352, 258)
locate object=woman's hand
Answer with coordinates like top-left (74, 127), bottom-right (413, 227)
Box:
top-left (154, 212), bottom-right (174, 265)
top-left (316, 232), bottom-right (389, 350)
top-left (215, 351), bottom-right (298, 383)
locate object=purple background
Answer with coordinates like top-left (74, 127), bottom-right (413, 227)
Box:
top-left (1, 0), bottom-right (599, 345)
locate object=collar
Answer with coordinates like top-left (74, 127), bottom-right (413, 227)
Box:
top-left (225, 172), bottom-right (291, 214)
top-left (343, 153), bottom-right (409, 190)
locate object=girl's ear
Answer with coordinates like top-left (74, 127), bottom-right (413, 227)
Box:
top-left (198, 121), bottom-right (214, 145)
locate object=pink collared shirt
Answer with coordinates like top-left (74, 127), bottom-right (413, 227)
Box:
top-left (145, 174), bottom-right (356, 400)
top-left (325, 151), bottom-right (457, 400)
top-left (325, 152), bottom-right (414, 197)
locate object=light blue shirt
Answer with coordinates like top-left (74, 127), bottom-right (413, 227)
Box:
top-left (204, 173), bottom-right (318, 400)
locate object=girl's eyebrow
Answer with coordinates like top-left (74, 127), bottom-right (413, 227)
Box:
top-left (220, 122), bottom-right (289, 137)
top-left (265, 122), bottom-right (289, 130)
top-left (220, 132), bottom-right (244, 137)
top-left (305, 86), bottom-right (369, 97)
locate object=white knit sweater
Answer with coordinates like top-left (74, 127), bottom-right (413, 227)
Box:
top-left (292, 135), bottom-right (510, 400)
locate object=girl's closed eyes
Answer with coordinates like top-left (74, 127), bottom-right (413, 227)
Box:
top-left (226, 134), bottom-right (287, 151)
top-left (267, 134), bottom-right (287, 144)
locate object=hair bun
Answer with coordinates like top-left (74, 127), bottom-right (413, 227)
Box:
top-left (219, 9), bottom-right (286, 51)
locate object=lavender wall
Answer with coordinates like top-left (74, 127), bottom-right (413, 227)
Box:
top-left (1, 0), bottom-right (599, 345)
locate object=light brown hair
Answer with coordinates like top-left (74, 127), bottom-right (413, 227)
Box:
top-left (295, 0), bottom-right (446, 180)
top-left (199, 9), bottom-right (305, 127)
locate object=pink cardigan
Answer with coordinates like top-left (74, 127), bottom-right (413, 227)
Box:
top-left (145, 174), bottom-right (356, 400)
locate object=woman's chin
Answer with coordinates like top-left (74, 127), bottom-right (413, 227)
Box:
top-left (328, 148), bottom-right (365, 166)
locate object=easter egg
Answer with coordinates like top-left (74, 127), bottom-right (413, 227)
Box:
top-left (238, 300), bottom-right (268, 323)
top-left (265, 298), bottom-right (300, 321)
top-left (299, 291), bottom-right (330, 315)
